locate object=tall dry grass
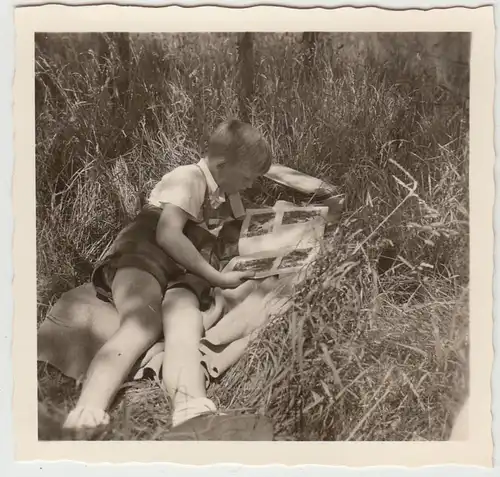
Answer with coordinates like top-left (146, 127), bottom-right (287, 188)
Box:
top-left (36, 32), bottom-right (469, 441)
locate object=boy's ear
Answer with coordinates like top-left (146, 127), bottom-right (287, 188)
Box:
top-left (213, 157), bottom-right (227, 170)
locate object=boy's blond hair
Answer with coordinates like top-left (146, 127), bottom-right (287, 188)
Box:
top-left (207, 119), bottom-right (272, 174)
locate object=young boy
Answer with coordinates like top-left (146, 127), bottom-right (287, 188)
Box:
top-left (63, 119), bottom-right (273, 439)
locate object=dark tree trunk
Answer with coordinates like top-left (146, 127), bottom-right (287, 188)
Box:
top-left (237, 32), bottom-right (255, 123)
top-left (112, 33), bottom-right (131, 112)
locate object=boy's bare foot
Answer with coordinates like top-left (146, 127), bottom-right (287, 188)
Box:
top-left (163, 412), bottom-right (274, 441)
top-left (62, 406), bottom-right (110, 439)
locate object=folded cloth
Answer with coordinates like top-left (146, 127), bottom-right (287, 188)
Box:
top-left (37, 276), bottom-right (292, 384)
top-left (37, 282), bottom-right (120, 384)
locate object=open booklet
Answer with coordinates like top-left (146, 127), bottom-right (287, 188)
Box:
top-left (222, 202), bottom-right (329, 279)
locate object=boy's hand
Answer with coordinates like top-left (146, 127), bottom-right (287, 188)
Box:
top-left (216, 271), bottom-right (256, 289)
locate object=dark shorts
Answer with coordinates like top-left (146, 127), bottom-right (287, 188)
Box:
top-left (91, 204), bottom-right (222, 311)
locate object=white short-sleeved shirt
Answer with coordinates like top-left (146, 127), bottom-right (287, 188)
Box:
top-left (148, 158), bottom-right (245, 235)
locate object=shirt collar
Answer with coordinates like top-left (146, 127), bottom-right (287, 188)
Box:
top-left (197, 157), bottom-right (225, 207)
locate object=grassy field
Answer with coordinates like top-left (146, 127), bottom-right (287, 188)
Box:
top-left (36, 32), bottom-right (470, 441)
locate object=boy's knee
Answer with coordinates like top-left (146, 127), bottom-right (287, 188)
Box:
top-left (118, 301), bottom-right (163, 339)
top-left (111, 268), bottom-right (163, 331)
top-left (163, 287), bottom-right (204, 343)
top-left (136, 317), bottom-right (163, 342)
top-left (117, 317), bottom-right (162, 352)
top-left (165, 318), bottom-right (204, 344)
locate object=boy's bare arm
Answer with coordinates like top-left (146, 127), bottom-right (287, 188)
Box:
top-left (156, 204), bottom-right (253, 289)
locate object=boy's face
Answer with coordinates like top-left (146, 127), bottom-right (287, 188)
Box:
top-left (216, 160), bottom-right (263, 195)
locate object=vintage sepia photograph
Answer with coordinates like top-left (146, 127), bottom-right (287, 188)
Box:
top-left (277, 247), bottom-right (314, 270)
top-left (243, 210), bottom-right (277, 238)
top-left (231, 256), bottom-right (278, 274)
top-left (33, 28), bottom-right (473, 445)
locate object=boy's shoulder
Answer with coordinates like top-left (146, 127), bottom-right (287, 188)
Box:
top-left (148, 162), bottom-right (208, 211)
top-left (168, 162), bottom-right (205, 179)
top-left (160, 162), bottom-right (207, 190)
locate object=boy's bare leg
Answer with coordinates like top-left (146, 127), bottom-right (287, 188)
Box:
top-left (161, 285), bottom-right (275, 440)
top-left (63, 268), bottom-right (163, 430)
top-left (162, 287), bottom-right (215, 426)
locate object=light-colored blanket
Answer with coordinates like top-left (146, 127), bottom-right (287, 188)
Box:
top-left (37, 273), bottom-right (296, 384)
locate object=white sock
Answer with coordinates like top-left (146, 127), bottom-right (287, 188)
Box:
top-left (171, 397), bottom-right (217, 427)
